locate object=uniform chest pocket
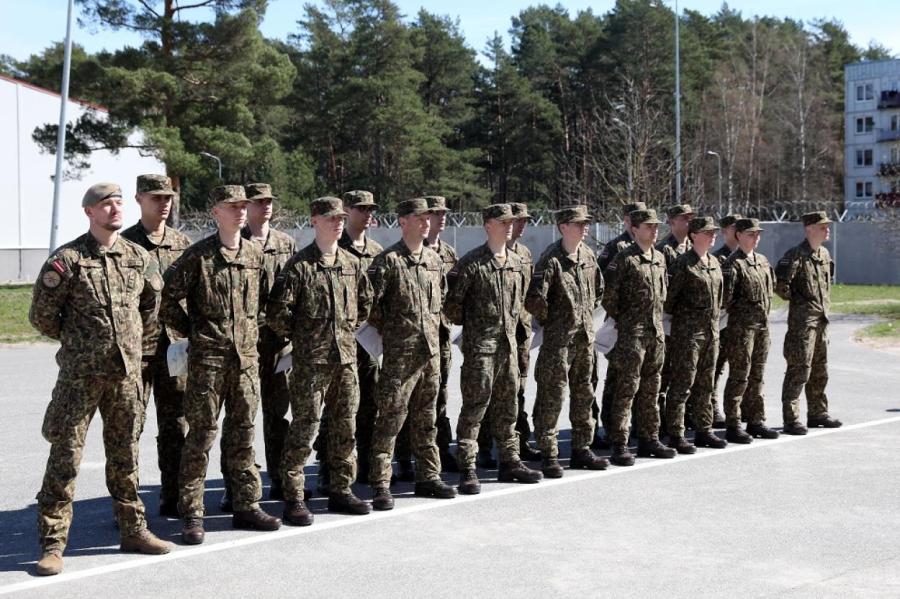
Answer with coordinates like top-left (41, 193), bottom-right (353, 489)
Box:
top-left (427, 265), bottom-right (442, 313)
top-left (120, 259), bottom-right (144, 304)
top-left (301, 276), bottom-right (331, 319)
top-left (199, 266), bottom-right (228, 318)
top-left (76, 260), bottom-right (108, 307)
top-left (341, 268), bottom-right (357, 319)
top-left (242, 266), bottom-right (261, 315)
top-left (687, 271), bottom-right (712, 308)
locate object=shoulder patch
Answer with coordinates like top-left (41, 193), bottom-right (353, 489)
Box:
top-left (49, 259), bottom-right (69, 276)
top-left (41, 270), bottom-right (62, 289)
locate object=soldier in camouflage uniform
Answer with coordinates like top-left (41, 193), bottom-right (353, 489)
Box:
top-left (601, 209), bottom-right (675, 465)
top-left (525, 205), bottom-right (609, 478)
top-left (775, 211), bottom-right (843, 434)
top-left (593, 201), bottom-right (646, 449)
top-left (31, 182), bottom-right (171, 576)
top-left (367, 198), bottom-right (457, 510)
top-left (664, 217), bottom-right (728, 453)
top-left (721, 218), bottom-right (780, 442)
top-left (445, 204), bottom-right (543, 494)
top-left (121, 174), bottom-right (192, 517)
top-left (709, 214), bottom-right (741, 428)
top-left (656, 204), bottom-right (695, 434)
top-left (161, 185), bottom-right (281, 545)
top-left (267, 197), bottom-right (373, 524)
top-left (218, 183), bottom-right (296, 511)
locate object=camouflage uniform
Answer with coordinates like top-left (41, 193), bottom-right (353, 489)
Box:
top-left (664, 221), bottom-right (724, 439)
top-left (266, 236), bottom-right (372, 497)
top-left (161, 227), bottom-right (266, 517)
top-left (30, 225), bottom-right (162, 553)
top-left (525, 230), bottom-right (604, 459)
top-left (710, 241), bottom-right (735, 415)
top-left (722, 236), bottom-right (774, 427)
top-left (445, 241), bottom-right (524, 469)
top-left (367, 231), bottom-right (445, 486)
top-left (121, 210), bottom-right (191, 509)
top-left (775, 218), bottom-right (835, 425)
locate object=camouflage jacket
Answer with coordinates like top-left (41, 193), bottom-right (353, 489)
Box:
top-left (29, 232), bottom-right (161, 378)
top-left (425, 237), bottom-right (458, 337)
top-left (656, 233), bottom-right (691, 268)
top-left (601, 244), bottom-right (667, 337)
top-left (367, 240), bottom-right (445, 356)
top-left (664, 250), bottom-right (724, 338)
top-left (444, 244), bottom-right (524, 354)
top-left (267, 243), bottom-right (371, 365)
top-left (597, 230), bottom-right (634, 273)
top-left (339, 230), bottom-right (383, 270)
top-left (712, 243), bottom-right (735, 265)
top-left (723, 249), bottom-right (774, 328)
top-left (775, 240), bottom-right (832, 325)
top-left (508, 240), bottom-right (534, 339)
top-left (241, 226), bottom-right (296, 339)
top-left (160, 234), bottom-right (265, 369)
top-left (121, 222), bottom-right (192, 356)
top-left (525, 240), bottom-right (604, 348)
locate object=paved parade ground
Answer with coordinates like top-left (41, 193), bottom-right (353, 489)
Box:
top-left (1, 313), bottom-right (898, 598)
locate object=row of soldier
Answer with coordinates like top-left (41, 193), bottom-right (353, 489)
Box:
top-left (29, 176), bottom-right (841, 576)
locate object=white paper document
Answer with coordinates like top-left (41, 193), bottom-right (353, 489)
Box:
top-left (719, 311), bottom-right (729, 331)
top-left (167, 339), bottom-right (189, 377)
top-left (662, 313), bottom-right (672, 337)
top-left (274, 343), bottom-right (293, 374)
top-left (594, 317), bottom-right (618, 354)
top-left (355, 323), bottom-right (384, 358)
top-left (450, 325), bottom-right (464, 347)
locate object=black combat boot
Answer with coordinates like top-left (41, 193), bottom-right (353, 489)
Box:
top-left (458, 469), bottom-right (481, 495)
top-left (725, 426), bottom-right (753, 444)
top-left (667, 436), bottom-right (697, 455)
top-left (746, 422), bottom-right (780, 439)
top-left (498, 460), bottom-right (542, 483)
top-left (569, 448), bottom-right (610, 470)
top-left (328, 492), bottom-right (371, 515)
top-left (283, 500), bottom-right (314, 526)
top-left (233, 508), bottom-right (282, 531)
top-left (182, 516), bottom-right (205, 545)
top-left (541, 457), bottom-right (564, 478)
top-left (414, 479), bottom-right (457, 499)
top-left (637, 438), bottom-right (676, 459)
top-left (808, 415), bottom-right (843, 428)
top-left (782, 421), bottom-right (808, 436)
top-left (694, 430), bottom-right (728, 449)
top-left (610, 444), bottom-right (635, 466)
top-left (372, 486), bottom-right (394, 511)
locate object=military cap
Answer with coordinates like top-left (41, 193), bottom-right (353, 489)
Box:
top-left (555, 204), bottom-right (593, 224)
top-left (623, 201), bottom-right (647, 215)
top-left (424, 195), bottom-right (449, 212)
top-left (801, 211), bottom-right (832, 226)
top-left (136, 174), bottom-right (175, 196)
top-left (343, 190), bottom-right (378, 209)
top-left (735, 218), bottom-right (764, 233)
top-left (397, 197), bottom-right (431, 217)
top-left (310, 196), bottom-right (349, 218)
top-left (209, 185), bottom-right (247, 206)
top-left (509, 202), bottom-right (531, 218)
top-left (482, 203), bottom-right (515, 222)
top-left (688, 216), bottom-right (718, 233)
top-left (82, 182), bottom-right (123, 207)
top-left (718, 213), bottom-right (743, 228)
top-left (245, 183), bottom-right (276, 201)
top-left (630, 208), bottom-right (661, 225)
top-left (666, 204), bottom-right (695, 219)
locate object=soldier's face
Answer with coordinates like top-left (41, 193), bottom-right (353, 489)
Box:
top-left (400, 214), bottom-right (430, 240)
top-left (136, 192), bottom-right (173, 224)
top-left (737, 230), bottom-right (761, 251)
top-left (691, 230), bottom-right (717, 253)
top-left (670, 214), bottom-right (693, 236)
top-left (511, 217), bottom-right (527, 240)
top-left (484, 218), bottom-right (513, 243)
top-left (248, 199), bottom-right (273, 225)
top-left (312, 214), bottom-right (345, 243)
top-left (428, 211), bottom-right (447, 234)
top-left (349, 206), bottom-right (376, 230)
top-left (559, 221), bottom-right (589, 244)
top-left (633, 223), bottom-right (659, 245)
top-left (212, 201), bottom-right (248, 232)
top-left (806, 223), bottom-right (830, 244)
top-left (86, 197), bottom-right (125, 231)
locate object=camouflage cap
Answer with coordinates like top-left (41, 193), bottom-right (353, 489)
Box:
top-left (688, 216), bottom-right (718, 233)
top-left (735, 217), bottom-right (764, 233)
top-left (136, 174), bottom-right (175, 196)
top-left (718, 213), bottom-right (743, 228)
top-left (666, 204), bottom-right (695, 219)
top-left (509, 202), bottom-right (531, 218)
top-left (555, 204), bottom-right (593, 224)
top-left (630, 208), bottom-right (661, 226)
top-left (342, 190), bottom-right (378, 209)
top-left (82, 182), bottom-right (123, 207)
top-left (801, 211), bottom-right (832, 226)
top-left (310, 196), bottom-right (349, 218)
top-left (622, 201), bottom-right (647, 215)
top-left (482, 203), bottom-right (515, 222)
top-left (209, 185), bottom-right (247, 206)
top-left (245, 183), bottom-right (277, 201)
top-left (424, 195), bottom-right (449, 212)
top-left (397, 198), bottom-right (431, 217)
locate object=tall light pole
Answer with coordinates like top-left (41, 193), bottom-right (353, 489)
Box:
top-left (200, 151), bottom-right (223, 182)
top-left (674, 0), bottom-right (682, 205)
top-left (707, 150), bottom-right (723, 214)
top-left (49, 0), bottom-right (75, 253)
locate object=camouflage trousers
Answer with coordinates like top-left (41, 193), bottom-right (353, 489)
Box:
top-left (599, 353), bottom-right (617, 437)
top-left (609, 332), bottom-right (665, 445)
top-left (657, 335), bottom-right (674, 433)
top-left (457, 345), bottom-right (520, 470)
top-left (179, 357), bottom-right (262, 517)
top-left (711, 326), bottom-right (731, 409)
top-left (281, 361), bottom-right (359, 498)
top-left (140, 345), bottom-right (186, 506)
top-left (781, 318), bottom-right (830, 423)
top-left (722, 324), bottom-right (770, 426)
top-left (666, 327), bottom-right (719, 438)
top-left (37, 371), bottom-right (147, 552)
top-left (533, 334), bottom-right (595, 459)
top-left (369, 351), bottom-right (441, 487)
top-left (478, 336), bottom-right (533, 452)
top-left (398, 334), bottom-right (453, 461)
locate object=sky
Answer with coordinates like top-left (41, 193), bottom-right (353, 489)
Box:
top-left (1, 0), bottom-right (898, 64)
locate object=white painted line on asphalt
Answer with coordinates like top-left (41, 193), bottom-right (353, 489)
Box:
top-left (3, 414), bottom-right (900, 596)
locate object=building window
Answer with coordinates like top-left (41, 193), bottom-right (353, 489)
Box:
top-left (856, 83), bottom-right (874, 101)
top-left (856, 181), bottom-right (873, 198)
top-left (856, 149), bottom-right (873, 167)
top-left (892, 115), bottom-right (899, 132)
top-left (856, 116), bottom-right (875, 133)
top-left (892, 147), bottom-right (899, 164)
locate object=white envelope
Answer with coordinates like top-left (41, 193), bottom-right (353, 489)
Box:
top-left (167, 339), bottom-right (189, 377)
top-left (719, 311), bottom-right (729, 331)
top-left (355, 323), bottom-right (384, 358)
top-left (450, 325), bottom-right (464, 347)
top-left (594, 317), bottom-right (618, 354)
top-left (275, 354), bottom-right (293, 374)
top-left (530, 320), bottom-right (543, 351)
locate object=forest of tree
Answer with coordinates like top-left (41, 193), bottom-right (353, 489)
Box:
top-left (1, 0), bottom-right (895, 218)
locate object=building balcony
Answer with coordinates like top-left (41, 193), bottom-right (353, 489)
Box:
top-left (878, 162), bottom-right (900, 177)
top-left (878, 90), bottom-right (900, 109)
top-left (877, 129), bottom-right (900, 142)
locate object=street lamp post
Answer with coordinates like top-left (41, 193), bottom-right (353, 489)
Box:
top-left (674, 0), bottom-right (682, 205)
top-left (49, 0), bottom-right (75, 254)
top-left (200, 152), bottom-right (223, 182)
top-left (707, 150), bottom-right (723, 214)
